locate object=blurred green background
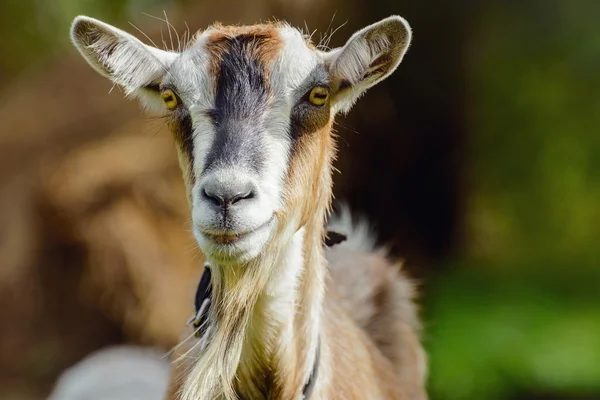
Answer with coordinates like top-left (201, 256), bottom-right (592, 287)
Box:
top-left (1, 0), bottom-right (599, 399)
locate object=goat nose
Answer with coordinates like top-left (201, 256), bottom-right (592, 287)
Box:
top-left (201, 180), bottom-right (256, 208)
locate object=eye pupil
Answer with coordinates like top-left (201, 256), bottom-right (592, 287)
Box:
top-left (161, 89), bottom-right (178, 109)
top-left (308, 87), bottom-right (329, 106)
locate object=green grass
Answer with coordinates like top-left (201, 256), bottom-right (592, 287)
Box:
top-left (424, 264), bottom-right (600, 400)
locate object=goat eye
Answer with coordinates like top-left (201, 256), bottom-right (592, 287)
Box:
top-left (161, 89), bottom-right (178, 109)
top-left (308, 87), bottom-right (329, 106)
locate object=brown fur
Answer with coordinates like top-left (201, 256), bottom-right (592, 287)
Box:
top-left (204, 24), bottom-right (283, 80)
top-left (326, 246), bottom-right (427, 399)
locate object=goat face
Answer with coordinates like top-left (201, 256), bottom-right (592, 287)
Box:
top-left (70, 16), bottom-right (411, 265)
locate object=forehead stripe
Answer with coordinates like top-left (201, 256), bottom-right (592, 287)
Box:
top-left (202, 32), bottom-right (282, 173)
top-left (214, 35), bottom-right (270, 120)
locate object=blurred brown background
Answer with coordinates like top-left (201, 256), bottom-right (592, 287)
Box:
top-left (1, 0), bottom-right (599, 399)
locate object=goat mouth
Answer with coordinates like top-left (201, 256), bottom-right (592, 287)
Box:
top-left (201, 217), bottom-right (274, 245)
top-left (204, 231), bottom-right (246, 244)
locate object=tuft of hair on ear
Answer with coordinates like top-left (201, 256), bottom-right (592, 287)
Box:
top-left (325, 15), bottom-right (412, 114)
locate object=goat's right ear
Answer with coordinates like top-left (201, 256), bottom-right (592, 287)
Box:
top-left (70, 16), bottom-right (178, 112)
top-left (322, 16), bottom-right (411, 114)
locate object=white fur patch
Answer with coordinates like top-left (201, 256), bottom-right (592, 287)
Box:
top-left (327, 203), bottom-right (379, 253)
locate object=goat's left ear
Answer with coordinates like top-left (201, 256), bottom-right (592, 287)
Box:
top-left (322, 16), bottom-right (412, 114)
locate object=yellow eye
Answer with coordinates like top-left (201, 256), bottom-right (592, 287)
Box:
top-left (308, 87), bottom-right (329, 106)
top-left (161, 89), bottom-right (178, 109)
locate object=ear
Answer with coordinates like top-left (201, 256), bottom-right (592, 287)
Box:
top-left (322, 16), bottom-right (412, 114)
top-left (70, 16), bottom-right (179, 113)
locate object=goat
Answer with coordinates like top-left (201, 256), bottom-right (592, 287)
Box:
top-left (70, 15), bottom-right (426, 400)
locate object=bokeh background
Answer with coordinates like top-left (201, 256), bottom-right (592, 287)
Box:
top-left (1, 0), bottom-right (599, 399)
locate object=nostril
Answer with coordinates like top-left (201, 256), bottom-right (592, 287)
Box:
top-left (200, 180), bottom-right (256, 209)
top-left (202, 188), bottom-right (223, 207)
top-left (230, 190), bottom-right (255, 205)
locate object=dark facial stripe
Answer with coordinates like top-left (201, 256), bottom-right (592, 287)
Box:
top-left (169, 108), bottom-right (195, 182)
top-left (203, 35), bottom-right (275, 173)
